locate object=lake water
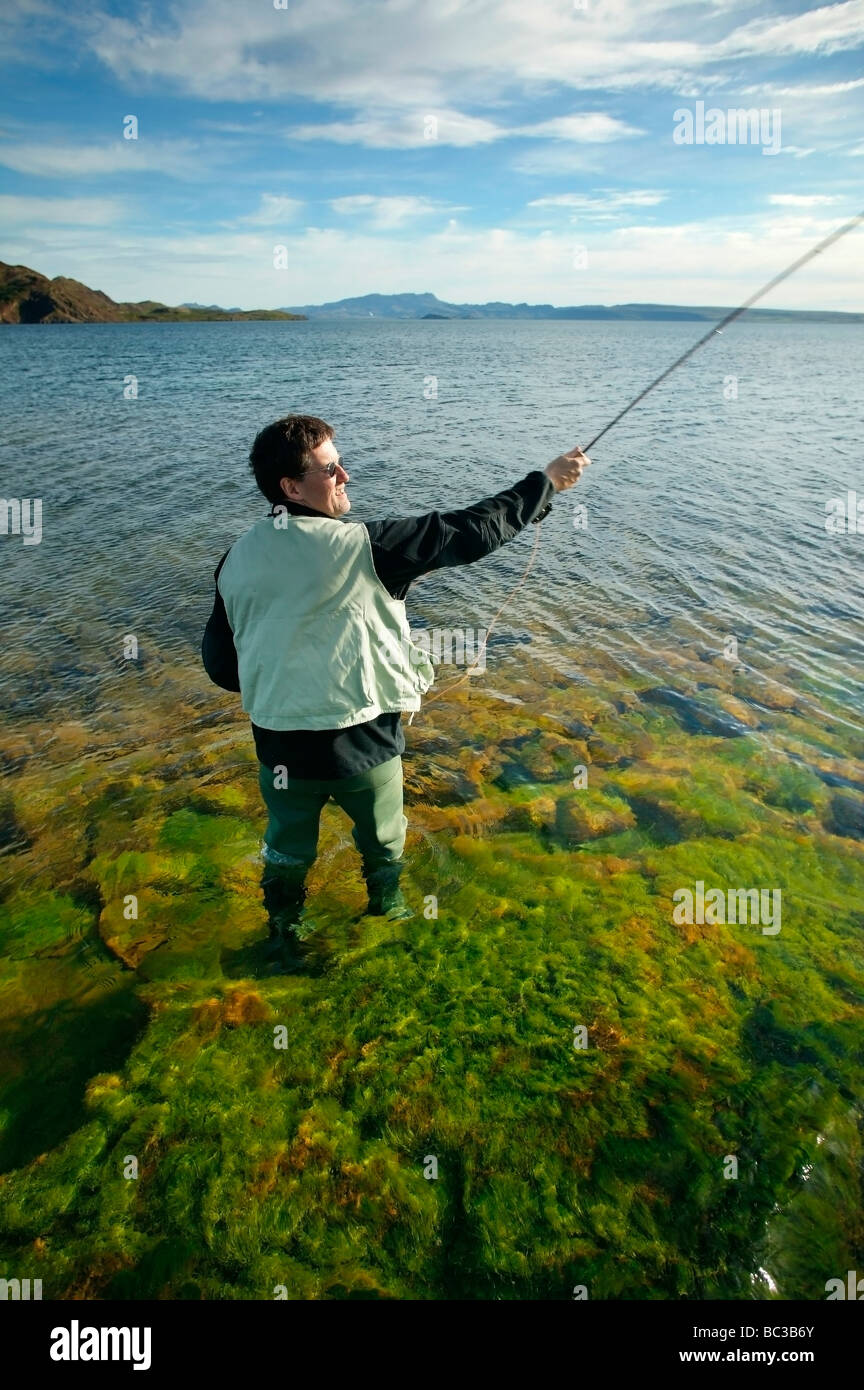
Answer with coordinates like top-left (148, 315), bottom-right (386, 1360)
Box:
top-left (0, 319), bottom-right (862, 1301)
top-left (1, 318), bottom-right (862, 730)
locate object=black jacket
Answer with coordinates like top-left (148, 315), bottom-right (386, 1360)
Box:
top-left (202, 470), bottom-right (555, 778)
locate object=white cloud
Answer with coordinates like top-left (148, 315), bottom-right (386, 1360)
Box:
top-left (769, 193), bottom-right (839, 206)
top-left (76, 0), bottom-right (693, 103)
top-left (0, 194), bottom-right (126, 225)
top-left (329, 195), bottom-right (462, 227)
top-left (286, 109), bottom-right (642, 150)
top-left (719, 0), bottom-right (864, 59)
top-left (521, 115), bottom-right (644, 142)
top-left (239, 194), bottom-right (304, 224)
top-left (528, 190), bottom-right (666, 217)
top-left (286, 110), bottom-right (502, 148)
top-left (741, 75), bottom-right (864, 96)
top-left (195, 119), bottom-right (271, 135)
top-left (0, 0), bottom-right (69, 67)
top-left (0, 137), bottom-right (209, 179)
top-left (70, 0), bottom-right (864, 109)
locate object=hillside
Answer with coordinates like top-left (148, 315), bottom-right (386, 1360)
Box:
top-left (0, 262), bottom-right (306, 323)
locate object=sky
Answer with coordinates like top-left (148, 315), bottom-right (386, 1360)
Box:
top-left (1, 0), bottom-right (863, 311)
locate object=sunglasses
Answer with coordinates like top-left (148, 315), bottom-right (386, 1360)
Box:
top-left (306, 455), bottom-right (344, 479)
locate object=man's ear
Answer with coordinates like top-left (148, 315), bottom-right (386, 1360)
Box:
top-left (279, 475), bottom-right (301, 501)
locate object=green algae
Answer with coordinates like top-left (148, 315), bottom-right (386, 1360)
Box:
top-left (0, 659), bottom-right (862, 1300)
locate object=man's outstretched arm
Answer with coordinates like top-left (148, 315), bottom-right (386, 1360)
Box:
top-left (366, 449), bottom-right (590, 595)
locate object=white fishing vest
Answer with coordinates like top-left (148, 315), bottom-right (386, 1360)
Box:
top-left (217, 513), bottom-right (435, 730)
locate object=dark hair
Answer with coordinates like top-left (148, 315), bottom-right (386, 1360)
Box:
top-left (248, 414), bottom-right (334, 504)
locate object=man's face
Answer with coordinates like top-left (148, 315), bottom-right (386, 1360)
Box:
top-left (279, 437), bottom-right (350, 518)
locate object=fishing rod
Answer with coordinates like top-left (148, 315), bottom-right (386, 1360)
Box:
top-left (582, 207), bottom-right (864, 453)
top-left (418, 208), bottom-right (864, 712)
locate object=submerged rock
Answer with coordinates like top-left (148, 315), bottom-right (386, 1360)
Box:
top-left (555, 789), bottom-right (636, 841)
top-left (502, 795), bottom-right (557, 833)
top-left (639, 687), bottom-right (749, 738)
top-left (0, 792), bottom-right (31, 853)
top-left (812, 766), bottom-right (864, 795)
top-left (825, 793), bottom-right (864, 841)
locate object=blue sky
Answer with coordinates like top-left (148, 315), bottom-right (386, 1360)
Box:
top-left (1, 0), bottom-right (863, 309)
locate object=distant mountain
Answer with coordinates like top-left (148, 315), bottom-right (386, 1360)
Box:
top-left (0, 263), bottom-right (306, 323)
top-left (3, 264), bottom-right (858, 325)
top-left (181, 301), bottom-right (244, 313)
top-left (282, 290), bottom-right (864, 323)
top-left (283, 292), bottom-right (454, 319)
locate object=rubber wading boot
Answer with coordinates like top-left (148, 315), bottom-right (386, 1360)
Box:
top-left (363, 860), bottom-right (414, 921)
top-left (260, 865), bottom-right (316, 973)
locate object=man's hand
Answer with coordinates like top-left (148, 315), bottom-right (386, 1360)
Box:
top-left (545, 447), bottom-right (591, 493)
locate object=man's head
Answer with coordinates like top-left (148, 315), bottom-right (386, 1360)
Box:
top-left (248, 414), bottom-right (350, 519)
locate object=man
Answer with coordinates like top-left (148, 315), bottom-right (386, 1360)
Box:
top-left (202, 414), bottom-right (589, 972)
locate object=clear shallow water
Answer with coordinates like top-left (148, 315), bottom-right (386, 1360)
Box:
top-left (1, 318), bottom-right (861, 740)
